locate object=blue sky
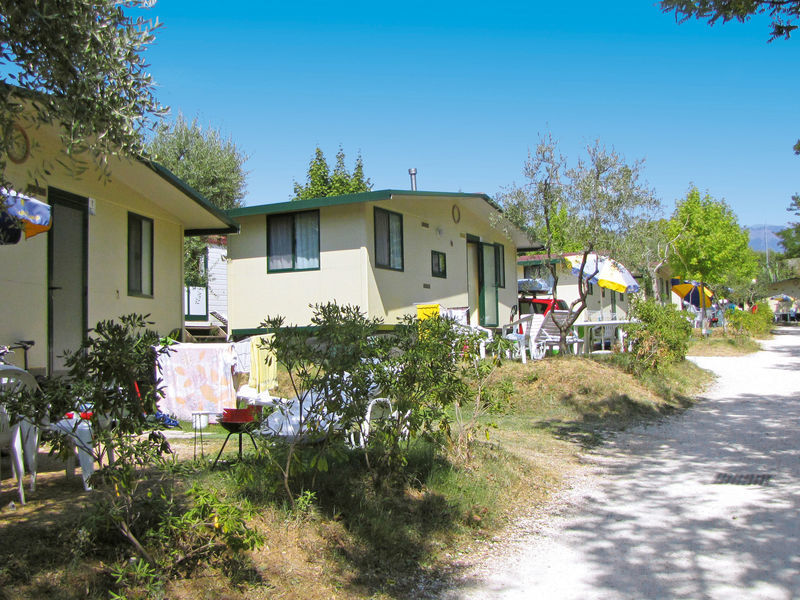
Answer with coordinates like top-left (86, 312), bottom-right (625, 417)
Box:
top-left (141, 1), bottom-right (799, 228)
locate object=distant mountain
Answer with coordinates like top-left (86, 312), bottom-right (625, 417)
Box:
top-left (747, 225), bottom-right (786, 253)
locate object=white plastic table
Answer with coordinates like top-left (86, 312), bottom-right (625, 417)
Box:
top-left (49, 415), bottom-right (94, 490)
top-left (573, 319), bottom-right (632, 355)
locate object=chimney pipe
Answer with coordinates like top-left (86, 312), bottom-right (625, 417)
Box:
top-left (408, 168), bottom-right (417, 191)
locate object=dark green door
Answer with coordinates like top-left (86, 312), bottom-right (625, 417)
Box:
top-left (48, 188), bottom-right (88, 374)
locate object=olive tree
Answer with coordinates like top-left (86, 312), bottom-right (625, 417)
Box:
top-left (660, 0), bottom-right (800, 41)
top-left (500, 135), bottom-right (661, 352)
top-left (0, 1), bottom-right (165, 180)
top-left (146, 114), bottom-right (248, 285)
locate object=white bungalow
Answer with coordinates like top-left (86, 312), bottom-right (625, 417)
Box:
top-left (1, 106), bottom-right (238, 375)
top-left (225, 190), bottom-right (535, 333)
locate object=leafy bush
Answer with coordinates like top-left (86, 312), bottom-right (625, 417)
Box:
top-left (369, 314), bottom-right (471, 475)
top-left (260, 304), bottom-right (479, 499)
top-left (626, 298), bottom-right (692, 371)
top-left (47, 314), bottom-right (175, 565)
top-left (448, 335), bottom-right (515, 463)
top-left (727, 301), bottom-right (773, 336)
top-left (260, 303), bottom-right (385, 504)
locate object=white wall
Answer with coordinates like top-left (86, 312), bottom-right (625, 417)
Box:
top-left (227, 205), bottom-right (367, 330)
top-left (366, 196), bottom-right (517, 325)
top-left (227, 195), bottom-right (519, 330)
top-left (207, 244), bottom-right (228, 321)
top-left (1, 120), bottom-right (187, 373)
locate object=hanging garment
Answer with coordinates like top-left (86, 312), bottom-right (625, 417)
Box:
top-left (157, 343), bottom-right (237, 421)
top-left (248, 335), bottom-right (277, 393)
top-left (232, 338), bottom-right (251, 375)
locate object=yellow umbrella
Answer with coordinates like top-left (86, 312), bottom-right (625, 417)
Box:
top-left (672, 282), bottom-right (713, 307)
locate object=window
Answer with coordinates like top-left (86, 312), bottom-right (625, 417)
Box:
top-left (374, 207), bottom-right (403, 270)
top-left (494, 244), bottom-right (505, 288)
top-left (267, 210), bottom-right (320, 272)
top-left (128, 212), bottom-right (153, 297)
top-left (524, 264), bottom-right (551, 280)
top-left (431, 250), bottom-right (446, 278)
top-left (587, 282), bottom-right (594, 295)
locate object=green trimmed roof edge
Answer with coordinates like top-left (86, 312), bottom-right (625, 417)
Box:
top-left (225, 189), bottom-right (500, 218)
top-left (518, 257), bottom-right (564, 266)
top-left (140, 159), bottom-right (240, 235)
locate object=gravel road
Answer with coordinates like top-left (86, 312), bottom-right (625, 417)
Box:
top-left (444, 327), bottom-right (800, 600)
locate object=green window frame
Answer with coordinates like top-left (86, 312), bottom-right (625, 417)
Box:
top-left (374, 207), bottom-right (403, 271)
top-left (267, 210), bottom-right (320, 272)
top-left (431, 250), bottom-right (447, 278)
top-left (127, 212), bottom-right (153, 297)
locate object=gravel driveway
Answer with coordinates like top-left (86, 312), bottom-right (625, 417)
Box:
top-left (445, 327), bottom-right (800, 600)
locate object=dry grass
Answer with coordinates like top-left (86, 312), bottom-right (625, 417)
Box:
top-left (491, 356), bottom-right (703, 448)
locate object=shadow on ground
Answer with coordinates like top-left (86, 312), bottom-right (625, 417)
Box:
top-left (440, 330), bottom-right (800, 599)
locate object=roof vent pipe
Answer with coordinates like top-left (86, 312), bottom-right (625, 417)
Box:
top-left (408, 168), bottom-right (417, 191)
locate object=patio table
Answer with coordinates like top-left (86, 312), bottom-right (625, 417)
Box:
top-left (573, 319), bottom-right (632, 355)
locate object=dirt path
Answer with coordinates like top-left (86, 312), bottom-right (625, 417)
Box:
top-left (445, 327), bottom-right (800, 599)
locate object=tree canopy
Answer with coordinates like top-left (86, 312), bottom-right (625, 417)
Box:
top-left (146, 115), bottom-right (248, 286)
top-left (0, 1), bottom-right (164, 175)
top-left (147, 114), bottom-right (248, 211)
top-left (660, 0), bottom-right (800, 40)
top-left (668, 187), bottom-right (757, 288)
top-left (293, 147), bottom-right (371, 200)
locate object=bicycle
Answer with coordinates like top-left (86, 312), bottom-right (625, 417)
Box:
top-left (0, 340), bottom-right (34, 370)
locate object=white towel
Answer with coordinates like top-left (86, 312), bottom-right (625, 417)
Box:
top-left (157, 343), bottom-right (236, 421)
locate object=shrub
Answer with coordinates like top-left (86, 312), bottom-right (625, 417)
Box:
top-left (48, 314), bottom-right (174, 565)
top-left (626, 298), bottom-right (692, 371)
top-left (727, 301), bottom-right (773, 336)
top-left (260, 304), bottom-right (477, 498)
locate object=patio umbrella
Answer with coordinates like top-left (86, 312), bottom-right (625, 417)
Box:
top-left (0, 188), bottom-right (51, 244)
top-left (672, 281), bottom-right (713, 308)
top-left (564, 253), bottom-right (640, 294)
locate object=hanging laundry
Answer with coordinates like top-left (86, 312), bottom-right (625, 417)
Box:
top-left (157, 343), bottom-right (237, 421)
top-left (248, 335), bottom-right (278, 393)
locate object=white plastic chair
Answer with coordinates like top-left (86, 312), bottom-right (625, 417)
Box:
top-left (0, 365), bottom-right (41, 504)
top-left (501, 314), bottom-right (545, 363)
top-left (348, 397), bottom-right (410, 449)
top-left (49, 413), bottom-right (96, 491)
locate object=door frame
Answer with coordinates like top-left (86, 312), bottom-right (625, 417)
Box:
top-left (478, 241), bottom-right (500, 327)
top-left (47, 187), bottom-right (89, 374)
top-left (466, 235), bottom-right (500, 328)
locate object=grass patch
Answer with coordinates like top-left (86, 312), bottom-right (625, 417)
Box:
top-left (687, 330), bottom-right (763, 356)
top-left (490, 356), bottom-right (710, 449)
